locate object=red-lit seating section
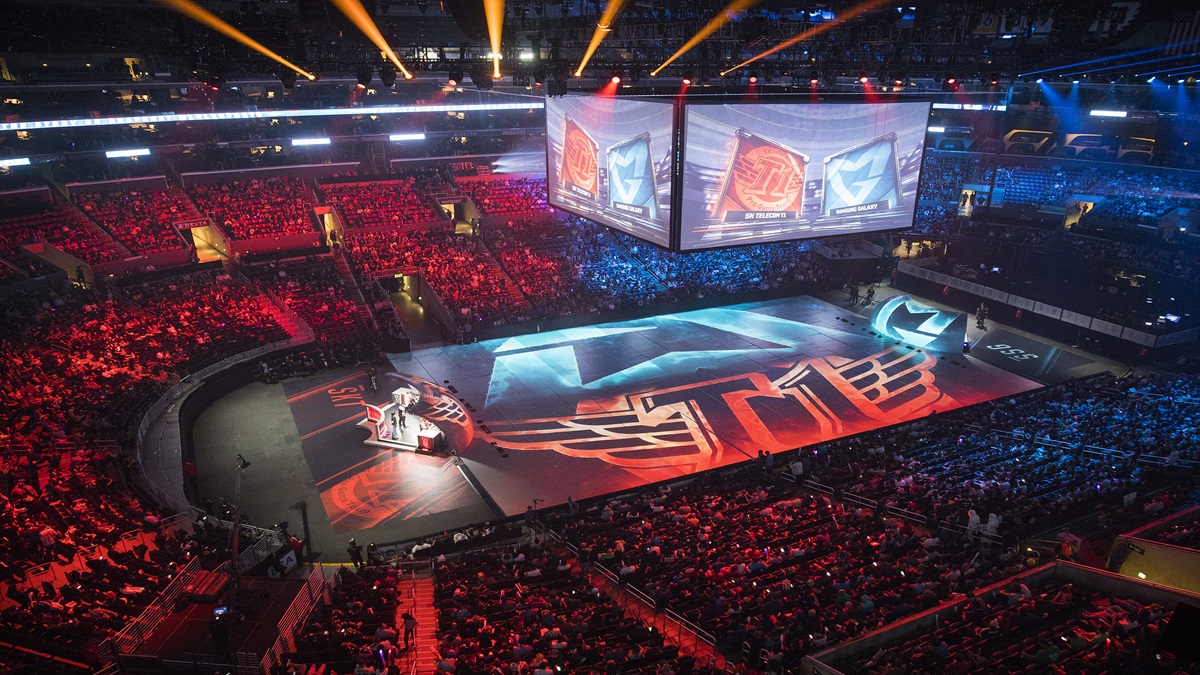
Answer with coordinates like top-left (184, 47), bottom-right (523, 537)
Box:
top-left (0, 204), bottom-right (126, 265)
top-left (187, 176), bottom-right (316, 240)
top-left (455, 178), bottom-right (550, 215)
top-left (321, 178), bottom-right (439, 228)
top-left (246, 257), bottom-right (371, 343)
top-left (345, 228), bottom-right (529, 329)
top-left (434, 545), bottom-right (720, 675)
top-left (74, 188), bottom-right (197, 254)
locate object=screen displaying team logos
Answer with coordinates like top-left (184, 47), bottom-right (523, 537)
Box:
top-left (680, 101), bottom-right (931, 250)
top-left (714, 130), bottom-right (809, 223)
top-left (822, 133), bottom-right (903, 218)
top-left (870, 295), bottom-right (967, 353)
top-left (545, 96), bottom-right (674, 248)
top-left (606, 133), bottom-right (659, 221)
top-left (559, 115), bottom-right (599, 201)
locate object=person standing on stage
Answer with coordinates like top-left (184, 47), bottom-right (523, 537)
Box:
top-left (347, 539), bottom-right (365, 568)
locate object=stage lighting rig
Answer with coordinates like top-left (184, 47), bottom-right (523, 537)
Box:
top-left (356, 65), bottom-right (373, 88)
top-left (379, 63), bottom-right (397, 88)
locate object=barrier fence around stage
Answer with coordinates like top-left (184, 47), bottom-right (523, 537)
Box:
top-left (135, 332), bottom-right (313, 515)
top-left (897, 261), bottom-right (1198, 349)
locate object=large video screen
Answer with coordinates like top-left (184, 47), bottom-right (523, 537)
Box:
top-left (545, 95), bottom-right (674, 248)
top-left (679, 101), bottom-right (931, 250)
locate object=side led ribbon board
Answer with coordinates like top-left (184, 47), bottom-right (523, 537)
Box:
top-left (870, 295), bottom-right (967, 352)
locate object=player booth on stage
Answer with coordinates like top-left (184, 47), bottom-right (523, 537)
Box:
top-left (358, 384), bottom-right (446, 453)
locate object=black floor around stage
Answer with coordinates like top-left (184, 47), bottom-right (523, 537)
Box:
top-left (191, 293), bottom-right (1100, 546)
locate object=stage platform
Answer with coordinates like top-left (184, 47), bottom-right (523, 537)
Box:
top-left (194, 294), bottom-right (1057, 546)
top-left (392, 294), bottom-right (1041, 518)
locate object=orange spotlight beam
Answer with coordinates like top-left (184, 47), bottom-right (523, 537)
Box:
top-left (156, 0), bottom-right (314, 80)
top-left (484, 0), bottom-right (505, 78)
top-left (652, 0), bottom-right (761, 77)
top-left (574, 0), bottom-right (629, 78)
top-left (329, 0), bottom-right (414, 80)
top-left (720, 0), bottom-right (892, 76)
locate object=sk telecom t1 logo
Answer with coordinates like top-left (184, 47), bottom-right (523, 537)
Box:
top-left (714, 129), bottom-right (809, 222)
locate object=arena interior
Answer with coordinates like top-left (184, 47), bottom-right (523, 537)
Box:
top-left (2, 1), bottom-right (1200, 674)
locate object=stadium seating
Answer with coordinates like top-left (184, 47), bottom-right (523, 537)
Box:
top-left (73, 188), bottom-right (197, 254)
top-left (187, 176), bottom-right (317, 240)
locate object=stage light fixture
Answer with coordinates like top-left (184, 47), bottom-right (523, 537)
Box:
top-left (574, 0), bottom-right (629, 78)
top-left (379, 64), bottom-right (397, 88)
top-left (722, 0), bottom-right (892, 76)
top-left (654, 0), bottom-right (761, 76)
top-left (448, 69), bottom-right (464, 87)
top-left (155, 0), bottom-right (315, 81)
top-left (748, 75), bottom-right (758, 84)
top-left (279, 69), bottom-right (297, 89)
top-left (356, 65), bottom-right (373, 88)
top-left (859, 75), bottom-right (869, 84)
top-left (471, 65), bottom-right (494, 90)
top-left (611, 75), bottom-right (621, 84)
top-left (329, 0), bottom-right (413, 80)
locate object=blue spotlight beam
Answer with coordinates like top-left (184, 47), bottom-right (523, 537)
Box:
top-left (1060, 53), bottom-right (1197, 78)
top-left (1019, 40), bottom-right (1200, 78)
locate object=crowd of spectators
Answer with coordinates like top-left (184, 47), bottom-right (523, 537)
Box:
top-left (850, 583), bottom-right (1187, 674)
top-left (1149, 513), bottom-right (1200, 550)
top-left (73, 187), bottom-right (196, 254)
top-left (1, 272), bottom-right (286, 450)
top-left (321, 177), bottom-right (441, 229)
top-left (434, 543), bottom-right (719, 675)
top-left (0, 271), bottom-right (293, 664)
top-left (455, 178), bottom-right (551, 216)
top-left (485, 216), bottom-right (670, 318)
top-left (345, 228), bottom-right (530, 330)
top-left (1052, 233), bottom-right (1200, 284)
top-left (245, 257), bottom-right (370, 343)
top-left (803, 374), bottom-right (1197, 541)
top-left (0, 512), bottom-right (212, 665)
top-left (187, 176), bottom-right (317, 240)
top-left (0, 203), bottom-right (127, 268)
top-left (547, 470), bottom-right (1024, 673)
top-left (286, 566), bottom-right (403, 674)
top-left (616, 232), bottom-right (830, 300)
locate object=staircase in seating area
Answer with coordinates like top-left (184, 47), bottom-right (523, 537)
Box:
top-left (475, 242), bottom-right (534, 314)
top-left (395, 571), bottom-right (441, 674)
top-left (332, 252), bottom-right (380, 336)
top-left (255, 293), bottom-right (312, 343)
top-left (169, 187), bottom-right (203, 220)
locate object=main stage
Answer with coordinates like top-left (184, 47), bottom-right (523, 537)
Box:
top-left (195, 294), bottom-right (1045, 546)
top-left (390, 294), bottom-right (1041, 518)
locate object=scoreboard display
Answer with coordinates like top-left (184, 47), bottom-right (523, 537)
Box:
top-left (678, 100), bottom-right (930, 251)
top-left (543, 95), bottom-right (932, 251)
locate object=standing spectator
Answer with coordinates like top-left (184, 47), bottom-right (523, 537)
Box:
top-left (402, 612), bottom-right (418, 649)
top-left (347, 538), bottom-right (364, 568)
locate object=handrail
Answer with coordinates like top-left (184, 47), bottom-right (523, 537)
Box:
top-left (100, 555), bottom-right (205, 658)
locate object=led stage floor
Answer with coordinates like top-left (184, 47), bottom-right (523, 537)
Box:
top-left (390, 294), bottom-right (1042, 519)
